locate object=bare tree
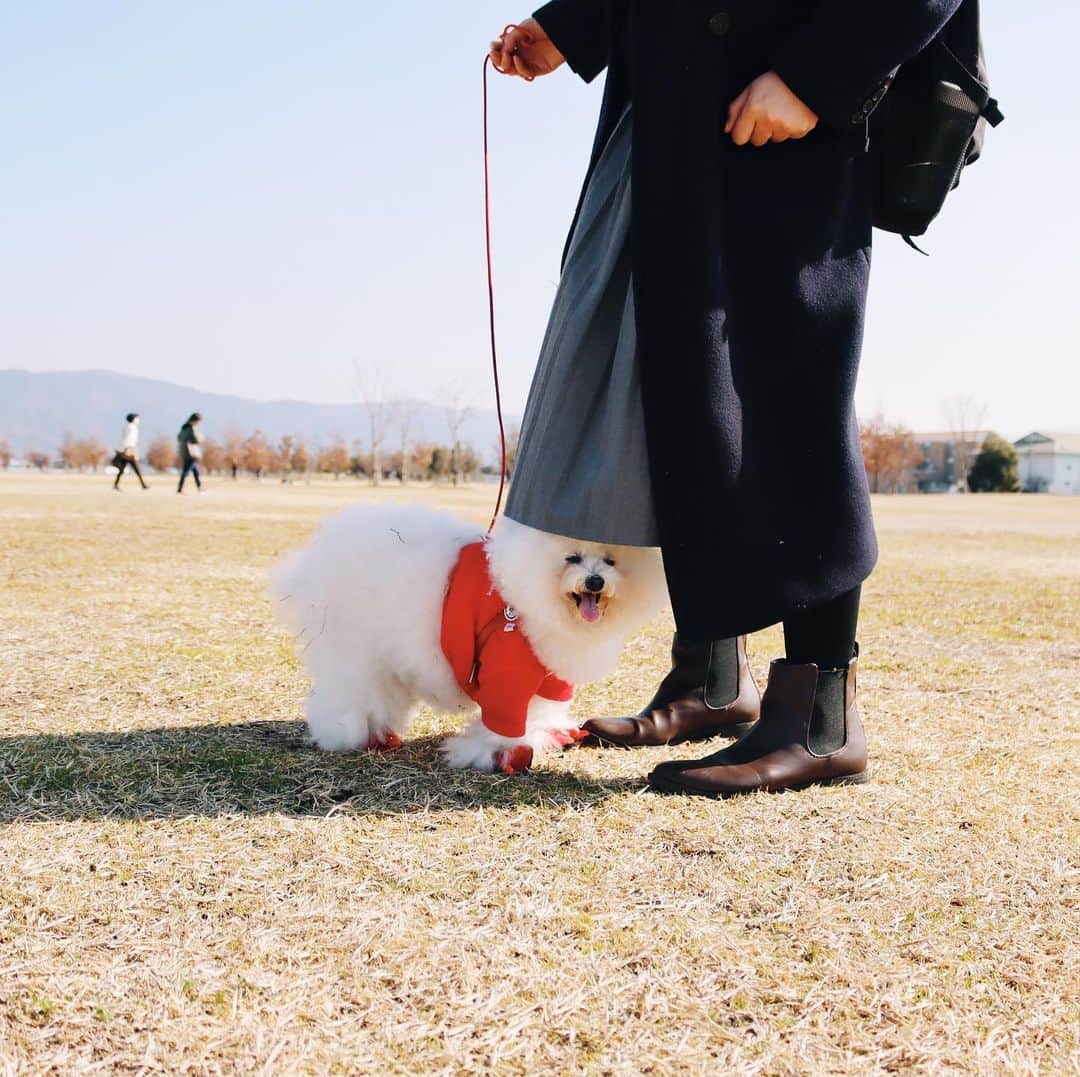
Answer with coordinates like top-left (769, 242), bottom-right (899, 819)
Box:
top-left (441, 382), bottom-right (475, 486)
top-left (291, 438), bottom-right (310, 481)
top-left (80, 437), bottom-right (109, 471)
top-left (0, 439), bottom-right (11, 469)
top-left (223, 430), bottom-right (245, 479)
top-left (859, 412), bottom-right (922, 493)
top-left (242, 430), bottom-right (272, 479)
top-left (354, 362), bottom-right (388, 486)
top-left (27, 450), bottom-right (51, 471)
top-left (498, 423), bottom-right (521, 479)
top-left (456, 442), bottom-right (482, 482)
top-left (350, 439), bottom-right (371, 478)
top-left (386, 399), bottom-right (419, 484)
top-left (942, 393), bottom-right (988, 492)
top-left (276, 435), bottom-right (296, 482)
top-left (317, 438), bottom-right (349, 478)
top-left (202, 438), bottom-right (227, 474)
top-left (147, 437), bottom-right (179, 473)
top-left (58, 432), bottom-right (81, 470)
top-left (411, 442), bottom-right (436, 481)
top-left (56, 434), bottom-right (119, 472)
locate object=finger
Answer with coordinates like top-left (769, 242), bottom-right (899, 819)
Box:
top-left (771, 128), bottom-right (791, 143)
top-left (750, 121), bottom-right (773, 147)
top-left (725, 89), bottom-right (749, 133)
top-left (730, 105), bottom-right (757, 146)
top-left (500, 41), bottom-right (517, 75)
top-left (496, 29), bottom-right (522, 74)
top-left (512, 51), bottom-right (535, 81)
top-left (502, 26), bottom-right (527, 53)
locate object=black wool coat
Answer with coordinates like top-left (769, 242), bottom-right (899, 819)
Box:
top-left (533, 0), bottom-right (961, 643)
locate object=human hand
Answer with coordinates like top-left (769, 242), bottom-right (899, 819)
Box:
top-left (725, 72), bottom-right (818, 146)
top-left (488, 18), bottom-right (565, 80)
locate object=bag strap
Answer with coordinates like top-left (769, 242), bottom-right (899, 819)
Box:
top-left (937, 40), bottom-right (1004, 126)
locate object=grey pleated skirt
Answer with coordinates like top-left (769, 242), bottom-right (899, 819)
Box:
top-left (504, 106), bottom-right (659, 548)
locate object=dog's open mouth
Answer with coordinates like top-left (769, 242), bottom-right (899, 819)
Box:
top-left (571, 592), bottom-right (603, 623)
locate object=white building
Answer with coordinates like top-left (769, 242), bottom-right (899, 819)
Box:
top-left (1013, 432), bottom-right (1080, 494)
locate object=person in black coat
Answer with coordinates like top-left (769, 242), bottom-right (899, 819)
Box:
top-left (177, 413), bottom-right (204, 493)
top-left (491, 0), bottom-right (961, 797)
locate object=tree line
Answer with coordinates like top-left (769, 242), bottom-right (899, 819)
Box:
top-left (858, 413), bottom-right (1020, 493)
top-left (0, 429), bottom-right (521, 485)
top-left (0, 419), bottom-right (1019, 492)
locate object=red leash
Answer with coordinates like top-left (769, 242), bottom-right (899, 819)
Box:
top-left (482, 26), bottom-right (533, 534)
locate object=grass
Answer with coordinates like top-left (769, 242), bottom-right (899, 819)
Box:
top-left (1, 472), bottom-right (1077, 1074)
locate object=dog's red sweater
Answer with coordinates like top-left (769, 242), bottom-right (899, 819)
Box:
top-left (440, 541), bottom-right (573, 738)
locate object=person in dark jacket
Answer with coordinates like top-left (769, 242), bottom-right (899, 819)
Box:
top-left (177, 413), bottom-right (204, 493)
top-left (490, 0), bottom-right (960, 797)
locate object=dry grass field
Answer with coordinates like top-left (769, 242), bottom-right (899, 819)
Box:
top-left (1, 473), bottom-right (1077, 1074)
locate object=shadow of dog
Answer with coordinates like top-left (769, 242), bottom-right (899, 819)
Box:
top-left (0, 721), bottom-right (642, 822)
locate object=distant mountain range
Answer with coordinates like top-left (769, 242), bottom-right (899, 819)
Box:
top-left (0, 370), bottom-right (516, 461)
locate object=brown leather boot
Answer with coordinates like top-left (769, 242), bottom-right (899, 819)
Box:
top-left (582, 635), bottom-right (761, 748)
top-left (647, 647), bottom-right (867, 797)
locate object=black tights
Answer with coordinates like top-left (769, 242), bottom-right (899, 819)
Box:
top-left (114, 457), bottom-right (147, 489)
top-left (178, 459), bottom-right (201, 491)
top-left (701, 585), bottom-right (862, 708)
top-left (782, 585), bottom-right (861, 669)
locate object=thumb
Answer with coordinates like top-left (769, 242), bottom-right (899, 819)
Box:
top-left (725, 88), bottom-right (749, 133)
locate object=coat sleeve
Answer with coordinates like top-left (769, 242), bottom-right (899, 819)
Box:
top-left (772, 0), bottom-right (964, 130)
top-left (532, 0), bottom-right (609, 84)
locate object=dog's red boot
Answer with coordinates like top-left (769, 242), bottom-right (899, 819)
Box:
top-left (547, 727), bottom-right (589, 749)
top-left (495, 745), bottom-right (534, 774)
top-left (366, 730), bottom-right (403, 752)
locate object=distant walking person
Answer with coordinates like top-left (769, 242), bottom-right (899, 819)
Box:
top-left (113, 413), bottom-right (148, 491)
top-left (177, 412), bottom-right (204, 493)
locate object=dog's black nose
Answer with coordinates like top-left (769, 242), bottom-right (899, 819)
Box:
top-left (585, 574), bottom-right (605, 594)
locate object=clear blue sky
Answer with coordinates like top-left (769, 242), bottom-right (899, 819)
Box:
top-left (2, 1), bottom-right (1076, 438)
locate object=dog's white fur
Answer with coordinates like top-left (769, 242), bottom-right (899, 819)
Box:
top-left (271, 505), bottom-right (666, 772)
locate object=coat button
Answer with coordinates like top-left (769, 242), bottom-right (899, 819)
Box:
top-left (708, 12), bottom-right (732, 36)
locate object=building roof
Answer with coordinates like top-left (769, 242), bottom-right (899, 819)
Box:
top-left (1013, 431), bottom-right (1080, 454)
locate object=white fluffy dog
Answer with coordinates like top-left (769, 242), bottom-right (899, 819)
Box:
top-left (271, 505), bottom-right (666, 774)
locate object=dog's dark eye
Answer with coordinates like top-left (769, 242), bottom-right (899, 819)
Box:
top-left (603, 557), bottom-right (616, 567)
top-left (565, 554), bottom-right (583, 565)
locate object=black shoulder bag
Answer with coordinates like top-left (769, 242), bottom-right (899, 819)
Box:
top-left (870, 0), bottom-right (1004, 251)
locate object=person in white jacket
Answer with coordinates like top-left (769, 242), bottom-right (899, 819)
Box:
top-left (113, 412), bottom-right (148, 490)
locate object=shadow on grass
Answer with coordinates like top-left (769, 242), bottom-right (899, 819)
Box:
top-left (0, 721), bottom-right (642, 822)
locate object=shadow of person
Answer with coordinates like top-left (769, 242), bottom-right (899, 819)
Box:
top-left (0, 721), bottom-right (642, 823)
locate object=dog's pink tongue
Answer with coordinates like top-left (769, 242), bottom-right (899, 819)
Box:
top-left (578, 593), bottom-right (601, 622)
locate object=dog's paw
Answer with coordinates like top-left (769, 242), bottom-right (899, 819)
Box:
top-left (494, 745), bottom-right (534, 775)
top-left (542, 727), bottom-right (589, 750)
top-left (366, 730), bottom-right (403, 753)
top-left (307, 707), bottom-right (407, 754)
top-left (441, 721), bottom-right (532, 774)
